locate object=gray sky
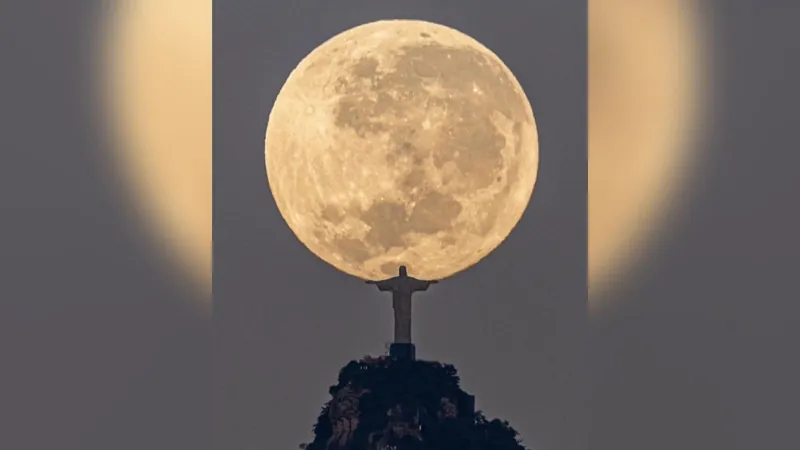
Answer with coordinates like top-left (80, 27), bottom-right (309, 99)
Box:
top-left (214, 1), bottom-right (586, 449)
top-left (1, 2), bottom-right (798, 450)
top-left (0, 2), bottom-right (209, 450)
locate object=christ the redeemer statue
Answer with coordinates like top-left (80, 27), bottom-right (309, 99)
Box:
top-left (366, 265), bottom-right (437, 360)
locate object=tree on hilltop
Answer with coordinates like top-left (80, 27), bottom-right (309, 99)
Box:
top-left (300, 356), bottom-right (528, 450)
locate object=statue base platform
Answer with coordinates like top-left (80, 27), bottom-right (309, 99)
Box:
top-left (389, 343), bottom-right (416, 360)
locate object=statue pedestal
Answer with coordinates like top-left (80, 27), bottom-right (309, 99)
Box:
top-left (389, 343), bottom-right (416, 361)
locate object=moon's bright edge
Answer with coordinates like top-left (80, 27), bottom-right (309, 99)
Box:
top-left (265, 20), bottom-right (539, 281)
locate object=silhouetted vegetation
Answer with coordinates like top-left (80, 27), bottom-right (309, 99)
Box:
top-left (300, 356), bottom-right (528, 450)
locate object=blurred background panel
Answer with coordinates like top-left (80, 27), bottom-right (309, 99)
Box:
top-left (591, 1), bottom-right (800, 450)
top-left (0, 1), bottom-right (210, 449)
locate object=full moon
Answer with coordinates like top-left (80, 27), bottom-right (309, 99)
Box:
top-left (266, 20), bottom-right (538, 281)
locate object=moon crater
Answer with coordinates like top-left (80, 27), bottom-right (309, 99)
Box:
top-left (266, 20), bottom-right (538, 280)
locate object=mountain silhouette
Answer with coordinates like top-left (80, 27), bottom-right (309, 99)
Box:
top-left (300, 355), bottom-right (528, 450)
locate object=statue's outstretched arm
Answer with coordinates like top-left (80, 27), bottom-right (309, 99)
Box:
top-left (366, 278), bottom-right (397, 292)
top-left (409, 278), bottom-right (437, 291)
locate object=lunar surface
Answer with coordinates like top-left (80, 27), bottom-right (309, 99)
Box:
top-left (265, 20), bottom-right (538, 281)
top-left (104, 0), bottom-right (211, 306)
top-left (589, 0), bottom-right (702, 302)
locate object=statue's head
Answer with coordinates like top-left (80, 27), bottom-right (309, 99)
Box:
top-left (399, 266), bottom-right (408, 276)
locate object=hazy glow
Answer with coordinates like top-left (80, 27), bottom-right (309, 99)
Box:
top-left (103, 0), bottom-right (211, 310)
top-left (589, 0), bottom-right (706, 310)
